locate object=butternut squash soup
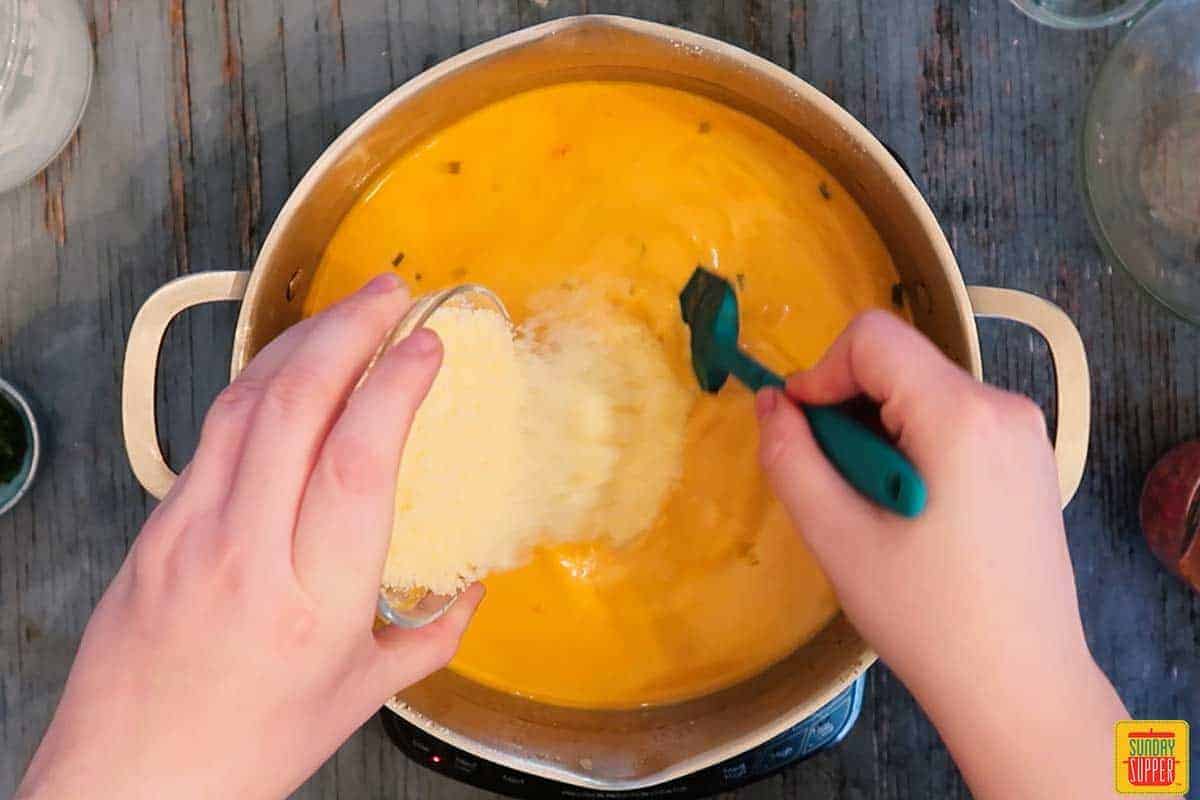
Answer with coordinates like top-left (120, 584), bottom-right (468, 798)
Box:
top-left (303, 81), bottom-right (906, 709)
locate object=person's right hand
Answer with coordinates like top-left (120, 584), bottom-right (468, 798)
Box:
top-left (755, 310), bottom-right (1127, 800)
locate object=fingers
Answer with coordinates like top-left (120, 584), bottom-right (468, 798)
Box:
top-left (784, 311), bottom-right (972, 466)
top-left (292, 328), bottom-right (442, 612)
top-left (230, 311), bottom-right (326, 387)
top-left (220, 274), bottom-right (413, 553)
top-left (369, 584), bottom-right (485, 696)
top-left (755, 389), bottom-right (885, 568)
top-left (179, 319), bottom-right (325, 512)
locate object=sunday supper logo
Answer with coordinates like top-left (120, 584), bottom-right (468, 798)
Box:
top-left (1115, 721), bottom-right (1189, 795)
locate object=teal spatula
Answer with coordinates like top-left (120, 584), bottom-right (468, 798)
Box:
top-left (679, 267), bottom-right (926, 517)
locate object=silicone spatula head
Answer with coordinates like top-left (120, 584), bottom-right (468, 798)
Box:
top-left (679, 267), bottom-right (741, 392)
top-left (680, 267), bottom-right (784, 393)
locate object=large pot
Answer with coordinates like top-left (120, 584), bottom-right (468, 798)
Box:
top-left (121, 15), bottom-right (1090, 792)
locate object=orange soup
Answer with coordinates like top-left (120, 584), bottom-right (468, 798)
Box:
top-left (304, 81), bottom-right (904, 708)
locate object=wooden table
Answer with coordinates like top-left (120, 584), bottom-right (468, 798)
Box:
top-left (1, 2), bottom-right (1196, 797)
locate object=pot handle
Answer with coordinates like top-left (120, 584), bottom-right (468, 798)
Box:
top-left (122, 271), bottom-right (250, 499)
top-left (966, 286), bottom-right (1090, 506)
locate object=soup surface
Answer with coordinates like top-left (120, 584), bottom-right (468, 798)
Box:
top-left (304, 81), bottom-right (905, 708)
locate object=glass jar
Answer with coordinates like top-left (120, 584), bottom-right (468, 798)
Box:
top-left (366, 284), bottom-right (511, 628)
top-left (0, 0), bottom-right (93, 193)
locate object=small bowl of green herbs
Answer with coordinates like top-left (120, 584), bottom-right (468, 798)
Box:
top-left (0, 378), bottom-right (39, 516)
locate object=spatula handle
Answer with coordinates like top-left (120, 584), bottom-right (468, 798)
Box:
top-left (728, 349), bottom-right (926, 516)
top-left (729, 349), bottom-right (785, 392)
top-left (803, 406), bottom-right (927, 517)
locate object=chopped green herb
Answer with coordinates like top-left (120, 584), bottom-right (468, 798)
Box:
top-left (698, 120), bottom-right (712, 134)
top-left (818, 181), bottom-right (832, 200)
top-left (414, 272), bottom-right (423, 282)
top-left (736, 273), bottom-right (746, 292)
top-left (391, 251), bottom-right (405, 267)
top-left (891, 282), bottom-right (905, 309)
top-left (0, 396), bottom-right (28, 484)
top-left (450, 267), bottom-right (468, 280)
top-left (445, 161), bottom-right (462, 174)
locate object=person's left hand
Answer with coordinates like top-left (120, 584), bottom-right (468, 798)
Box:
top-left (17, 273), bottom-right (482, 800)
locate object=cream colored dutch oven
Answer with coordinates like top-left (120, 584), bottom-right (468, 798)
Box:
top-left (121, 15), bottom-right (1090, 792)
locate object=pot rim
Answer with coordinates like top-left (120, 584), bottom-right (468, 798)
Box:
top-left (234, 14), bottom-right (979, 382)
top-left (232, 13), bottom-right (978, 790)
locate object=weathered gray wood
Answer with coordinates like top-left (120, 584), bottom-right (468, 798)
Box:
top-left (1, 1), bottom-right (1196, 798)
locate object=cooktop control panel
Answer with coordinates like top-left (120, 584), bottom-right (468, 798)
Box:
top-left (381, 676), bottom-right (865, 799)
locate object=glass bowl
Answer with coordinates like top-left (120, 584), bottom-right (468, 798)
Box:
top-left (1081, 0), bottom-right (1200, 322)
top-left (1008, 0), bottom-right (1154, 28)
top-left (365, 284), bottom-right (511, 628)
top-left (0, 0), bottom-right (94, 193)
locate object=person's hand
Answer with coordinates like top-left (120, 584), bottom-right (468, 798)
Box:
top-left (17, 273), bottom-right (482, 800)
top-left (755, 311), bottom-right (1127, 800)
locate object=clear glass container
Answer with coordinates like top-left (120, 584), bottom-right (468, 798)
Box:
top-left (0, 0), bottom-right (93, 193)
top-left (365, 284), bottom-right (511, 628)
top-left (1007, 0), bottom-right (1154, 28)
top-left (1080, 0), bottom-right (1200, 322)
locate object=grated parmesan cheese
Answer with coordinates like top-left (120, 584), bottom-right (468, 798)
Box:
top-left (382, 305), bottom-right (528, 593)
top-left (381, 288), bottom-right (693, 595)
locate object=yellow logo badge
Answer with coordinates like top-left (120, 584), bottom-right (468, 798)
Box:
top-left (1115, 721), bottom-right (1188, 795)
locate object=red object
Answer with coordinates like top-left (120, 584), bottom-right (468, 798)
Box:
top-left (1126, 757), bottom-right (1177, 787)
top-left (1140, 441), bottom-right (1200, 593)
